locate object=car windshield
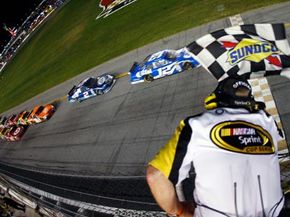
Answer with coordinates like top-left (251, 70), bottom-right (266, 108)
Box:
top-left (143, 54), bottom-right (152, 63)
top-left (130, 62), bottom-right (140, 72)
top-left (0, 117), bottom-right (6, 124)
top-left (35, 106), bottom-right (44, 115)
top-left (23, 112), bottom-right (30, 119)
top-left (9, 115), bottom-right (16, 121)
top-left (68, 86), bottom-right (77, 96)
top-left (84, 78), bottom-right (98, 88)
top-left (138, 61), bottom-right (145, 68)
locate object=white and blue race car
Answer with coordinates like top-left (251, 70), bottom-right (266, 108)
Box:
top-left (67, 74), bottom-right (116, 102)
top-left (129, 48), bottom-right (200, 84)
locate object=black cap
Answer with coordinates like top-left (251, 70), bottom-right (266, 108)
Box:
top-left (204, 76), bottom-right (265, 112)
top-left (216, 76), bottom-right (252, 99)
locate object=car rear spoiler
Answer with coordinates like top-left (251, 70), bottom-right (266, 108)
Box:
top-left (67, 85), bottom-right (77, 96)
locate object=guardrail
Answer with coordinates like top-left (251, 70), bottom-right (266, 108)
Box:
top-left (0, 174), bottom-right (166, 217)
top-left (0, 176), bottom-right (62, 217)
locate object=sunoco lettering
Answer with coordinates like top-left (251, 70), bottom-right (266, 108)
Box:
top-left (229, 43), bottom-right (279, 64)
top-left (239, 136), bottom-right (262, 145)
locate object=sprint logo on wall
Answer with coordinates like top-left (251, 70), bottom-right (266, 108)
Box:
top-left (96, 0), bottom-right (138, 19)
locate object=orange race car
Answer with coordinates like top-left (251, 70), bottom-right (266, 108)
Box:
top-left (27, 104), bottom-right (55, 124)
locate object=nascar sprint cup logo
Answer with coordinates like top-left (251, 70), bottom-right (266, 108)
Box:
top-left (96, 0), bottom-right (138, 19)
top-left (210, 121), bottom-right (275, 154)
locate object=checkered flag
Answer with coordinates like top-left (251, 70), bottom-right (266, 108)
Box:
top-left (187, 24), bottom-right (290, 81)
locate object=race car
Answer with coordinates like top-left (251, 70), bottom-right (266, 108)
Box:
top-left (17, 111), bottom-right (31, 125)
top-left (0, 116), bottom-right (7, 127)
top-left (6, 114), bottom-right (19, 127)
top-left (67, 74), bottom-right (116, 102)
top-left (4, 125), bottom-right (28, 142)
top-left (129, 47), bottom-right (200, 84)
top-left (27, 104), bottom-right (55, 124)
top-left (0, 127), bottom-right (9, 140)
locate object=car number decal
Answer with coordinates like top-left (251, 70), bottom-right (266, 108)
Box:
top-left (159, 64), bottom-right (182, 76)
top-left (13, 127), bottom-right (21, 135)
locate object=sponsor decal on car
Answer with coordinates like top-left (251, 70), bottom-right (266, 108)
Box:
top-left (222, 39), bottom-right (282, 67)
top-left (96, 0), bottom-right (138, 19)
top-left (210, 121), bottom-right (275, 154)
top-left (13, 127), bottom-right (21, 135)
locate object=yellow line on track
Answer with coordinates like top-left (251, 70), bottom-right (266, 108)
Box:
top-left (115, 71), bottom-right (129, 79)
top-left (285, 23), bottom-right (290, 27)
top-left (51, 95), bottom-right (67, 104)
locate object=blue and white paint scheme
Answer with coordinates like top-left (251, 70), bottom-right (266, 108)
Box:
top-left (67, 74), bottom-right (116, 102)
top-left (129, 47), bottom-right (200, 84)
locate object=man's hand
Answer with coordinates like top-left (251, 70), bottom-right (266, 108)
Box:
top-left (180, 202), bottom-right (195, 217)
top-left (146, 165), bottom-right (194, 217)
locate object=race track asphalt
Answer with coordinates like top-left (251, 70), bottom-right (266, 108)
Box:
top-left (0, 1), bottom-right (289, 207)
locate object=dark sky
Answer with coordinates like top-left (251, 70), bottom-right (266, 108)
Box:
top-left (0, 0), bottom-right (43, 52)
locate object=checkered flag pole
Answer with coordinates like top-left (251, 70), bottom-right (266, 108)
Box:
top-left (187, 24), bottom-right (290, 81)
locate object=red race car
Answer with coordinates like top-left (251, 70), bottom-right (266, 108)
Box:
top-left (6, 114), bottom-right (19, 127)
top-left (4, 125), bottom-right (28, 141)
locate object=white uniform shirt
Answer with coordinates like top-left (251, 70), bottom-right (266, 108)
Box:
top-left (150, 107), bottom-right (284, 217)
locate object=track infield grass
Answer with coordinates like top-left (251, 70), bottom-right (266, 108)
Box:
top-left (0, 0), bottom-right (289, 113)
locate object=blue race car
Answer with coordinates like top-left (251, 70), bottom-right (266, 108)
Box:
top-left (129, 48), bottom-right (200, 84)
top-left (67, 74), bottom-right (116, 102)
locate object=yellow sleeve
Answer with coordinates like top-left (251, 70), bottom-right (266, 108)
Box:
top-left (149, 120), bottom-right (186, 178)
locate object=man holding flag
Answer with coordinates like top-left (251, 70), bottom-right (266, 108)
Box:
top-left (146, 24), bottom-right (290, 217)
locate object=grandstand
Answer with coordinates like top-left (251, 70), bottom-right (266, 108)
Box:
top-left (0, 0), bottom-right (67, 73)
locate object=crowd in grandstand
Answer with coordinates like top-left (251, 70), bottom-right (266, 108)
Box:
top-left (0, 0), bottom-right (67, 73)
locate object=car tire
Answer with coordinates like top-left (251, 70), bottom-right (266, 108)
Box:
top-left (183, 62), bottom-right (192, 70)
top-left (144, 74), bottom-right (154, 82)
